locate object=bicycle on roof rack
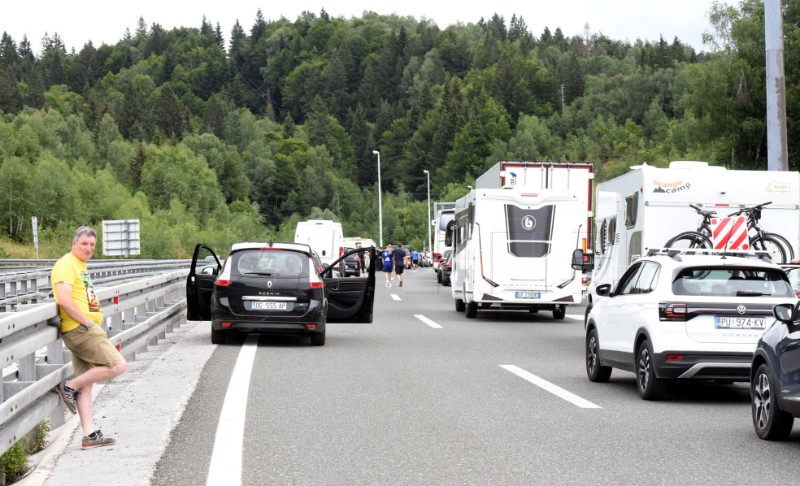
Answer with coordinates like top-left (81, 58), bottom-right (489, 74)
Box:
top-left (664, 201), bottom-right (794, 264)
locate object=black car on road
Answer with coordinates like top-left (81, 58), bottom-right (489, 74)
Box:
top-left (186, 242), bottom-right (376, 346)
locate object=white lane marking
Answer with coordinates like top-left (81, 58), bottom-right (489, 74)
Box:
top-left (500, 365), bottom-right (601, 409)
top-left (414, 314), bottom-right (443, 329)
top-left (207, 334), bottom-right (258, 486)
top-left (391, 294), bottom-right (401, 301)
top-left (566, 314), bottom-right (584, 321)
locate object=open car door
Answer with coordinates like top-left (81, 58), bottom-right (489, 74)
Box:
top-left (186, 243), bottom-right (221, 321)
top-left (323, 247), bottom-right (376, 323)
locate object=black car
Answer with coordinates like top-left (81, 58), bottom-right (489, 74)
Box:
top-left (751, 301), bottom-right (800, 439)
top-left (186, 242), bottom-right (376, 346)
top-left (437, 250), bottom-right (452, 284)
top-left (343, 247), bottom-right (360, 277)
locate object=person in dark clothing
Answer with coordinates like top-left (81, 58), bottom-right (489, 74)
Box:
top-left (392, 243), bottom-right (407, 287)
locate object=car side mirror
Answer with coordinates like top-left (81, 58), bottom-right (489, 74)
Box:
top-left (773, 303), bottom-right (797, 324)
top-left (571, 249), bottom-right (594, 271)
top-left (596, 283), bottom-right (612, 297)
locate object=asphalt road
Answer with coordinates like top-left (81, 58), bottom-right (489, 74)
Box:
top-left (36, 268), bottom-right (800, 485)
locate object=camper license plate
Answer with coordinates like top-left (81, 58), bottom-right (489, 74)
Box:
top-left (251, 301), bottom-right (287, 311)
top-left (515, 291), bottom-right (541, 299)
top-left (714, 316), bottom-right (766, 329)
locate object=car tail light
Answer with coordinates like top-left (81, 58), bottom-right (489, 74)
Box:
top-left (307, 324), bottom-right (317, 330)
top-left (309, 258), bottom-right (324, 289)
top-left (215, 257), bottom-right (233, 287)
top-left (659, 302), bottom-right (687, 321)
top-left (666, 355), bottom-right (685, 361)
top-left (339, 247), bottom-right (344, 257)
top-left (221, 321), bottom-right (232, 328)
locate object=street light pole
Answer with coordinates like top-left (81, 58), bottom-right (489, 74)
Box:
top-left (372, 150), bottom-right (383, 247)
top-left (424, 169), bottom-right (432, 259)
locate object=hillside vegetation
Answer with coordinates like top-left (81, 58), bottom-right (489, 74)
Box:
top-left (0, 0), bottom-right (795, 257)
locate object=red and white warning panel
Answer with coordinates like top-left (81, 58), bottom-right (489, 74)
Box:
top-left (710, 216), bottom-right (748, 250)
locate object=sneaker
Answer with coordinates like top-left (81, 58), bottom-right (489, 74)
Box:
top-left (82, 429), bottom-right (116, 449)
top-left (55, 382), bottom-right (78, 414)
top-left (385, 282), bottom-right (390, 287)
top-left (399, 280), bottom-right (403, 287)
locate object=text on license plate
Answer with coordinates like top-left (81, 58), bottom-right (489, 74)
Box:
top-left (515, 291), bottom-right (541, 299)
top-left (715, 316), bottom-right (766, 329)
top-left (251, 301), bottom-right (287, 311)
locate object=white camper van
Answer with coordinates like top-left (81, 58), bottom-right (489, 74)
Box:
top-left (588, 161), bottom-right (800, 314)
top-left (294, 220), bottom-right (345, 267)
top-left (450, 162), bottom-right (594, 319)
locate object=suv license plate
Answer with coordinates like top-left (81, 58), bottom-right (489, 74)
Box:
top-left (715, 316), bottom-right (766, 329)
top-left (251, 301), bottom-right (287, 311)
top-left (515, 291), bottom-right (541, 299)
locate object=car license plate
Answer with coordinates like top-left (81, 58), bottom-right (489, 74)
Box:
top-left (515, 291), bottom-right (541, 299)
top-left (715, 316), bottom-right (766, 329)
top-left (251, 301), bottom-right (287, 311)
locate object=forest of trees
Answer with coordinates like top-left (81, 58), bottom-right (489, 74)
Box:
top-left (0, 0), bottom-right (797, 258)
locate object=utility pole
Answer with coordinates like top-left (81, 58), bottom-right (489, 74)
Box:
top-left (765, 0), bottom-right (788, 171)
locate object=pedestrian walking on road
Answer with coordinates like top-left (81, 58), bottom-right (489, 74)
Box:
top-left (52, 226), bottom-right (127, 449)
top-left (411, 249), bottom-right (420, 270)
top-left (393, 243), bottom-right (407, 287)
top-left (356, 241), bottom-right (368, 276)
top-left (381, 244), bottom-right (394, 287)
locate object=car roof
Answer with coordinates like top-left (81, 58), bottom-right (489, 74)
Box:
top-left (230, 242), bottom-right (312, 254)
top-left (640, 253), bottom-right (783, 270)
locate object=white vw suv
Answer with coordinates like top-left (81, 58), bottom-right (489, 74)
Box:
top-left (585, 250), bottom-right (796, 400)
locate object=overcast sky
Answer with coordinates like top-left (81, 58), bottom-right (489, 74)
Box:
top-left (4, 0), bottom-right (723, 55)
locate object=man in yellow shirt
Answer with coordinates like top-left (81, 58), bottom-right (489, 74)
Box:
top-left (52, 226), bottom-right (127, 449)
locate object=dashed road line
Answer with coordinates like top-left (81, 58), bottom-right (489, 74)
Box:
top-left (414, 314), bottom-right (443, 329)
top-left (566, 314), bottom-right (584, 321)
top-left (390, 294), bottom-right (401, 301)
top-left (500, 364), bottom-right (601, 409)
top-left (207, 334), bottom-right (258, 485)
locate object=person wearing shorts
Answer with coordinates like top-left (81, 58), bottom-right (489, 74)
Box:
top-left (381, 244), bottom-right (394, 287)
top-left (393, 243), bottom-right (407, 287)
top-left (52, 226), bottom-right (127, 449)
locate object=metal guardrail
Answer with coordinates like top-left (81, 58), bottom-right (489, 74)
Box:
top-left (0, 269), bottom-right (189, 456)
top-left (0, 260), bottom-right (190, 311)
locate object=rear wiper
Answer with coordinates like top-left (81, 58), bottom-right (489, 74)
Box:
top-left (735, 291), bottom-right (770, 296)
top-left (243, 272), bottom-right (273, 276)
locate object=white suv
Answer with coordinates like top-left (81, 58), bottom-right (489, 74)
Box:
top-left (585, 250), bottom-right (796, 400)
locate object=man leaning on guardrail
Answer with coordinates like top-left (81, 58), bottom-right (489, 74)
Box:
top-left (51, 226), bottom-right (128, 449)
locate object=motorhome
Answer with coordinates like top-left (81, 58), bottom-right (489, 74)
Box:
top-left (588, 161), bottom-right (800, 312)
top-left (432, 202), bottom-right (455, 271)
top-left (294, 220), bottom-right (344, 267)
top-left (450, 162), bottom-right (594, 319)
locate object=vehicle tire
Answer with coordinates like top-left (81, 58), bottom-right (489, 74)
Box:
top-left (752, 235), bottom-right (788, 264)
top-left (635, 340), bottom-right (666, 400)
top-left (586, 328), bottom-right (612, 382)
top-left (465, 302), bottom-right (478, 318)
top-left (455, 298), bottom-right (465, 312)
top-left (763, 232), bottom-right (795, 262)
top-left (443, 275), bottom-right (450, 286)
top-left (553, 305), bottom-right (566, 320)
top-left (437, 271), bottom-right (442, 283)
top-left (310, 329), bottom-right (326, 346)
top-left (752, 363), bottom-right (794, 440)
top-left (211, 327), bottom-right (226, 345)
top-left (666, 231), bottom-right (712, 251)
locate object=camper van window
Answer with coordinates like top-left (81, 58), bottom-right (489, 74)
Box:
top-left (607, 217), bottom-right (617, 248)
top-left (599, 219), bottom-right (608, 254)
top-left (625, 192), bottom-right (639, 228)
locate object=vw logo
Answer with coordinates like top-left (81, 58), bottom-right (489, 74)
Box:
top-left (736, 305), bottom-right (746, 315)
top-left (521, 215), bottom-right (536, 231)
top-left (267, 280), bottom-right (273, 289)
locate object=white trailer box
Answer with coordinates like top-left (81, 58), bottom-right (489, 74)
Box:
top-left (294, 220), bottom-right (344, 267)
top-left (450, 162), bottom-right (594, 320)
top-left (589, 161), bottom-right (800, 308)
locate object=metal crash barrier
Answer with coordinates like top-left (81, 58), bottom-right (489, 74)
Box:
top-left (0, 269), bottom-right (189, 456)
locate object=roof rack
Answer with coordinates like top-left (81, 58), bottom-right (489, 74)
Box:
top-left (645, 247), bottom-right (773, 262)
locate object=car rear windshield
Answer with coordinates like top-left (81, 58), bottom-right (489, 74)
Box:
top-left (672, 267), bottom-right (794, 297)
top-left (232, 249), bottom-right (308, 278)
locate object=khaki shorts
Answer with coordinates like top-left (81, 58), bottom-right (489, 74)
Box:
top-left (62, 324), bottom-right (122, 376)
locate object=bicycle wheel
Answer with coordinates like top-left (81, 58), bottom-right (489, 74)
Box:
top-left (751, 235), bottom-right (788, 263)
top-left (666, 231), bottom-right (713, 250)
top-left (763, 232), bottom-right (795, 262)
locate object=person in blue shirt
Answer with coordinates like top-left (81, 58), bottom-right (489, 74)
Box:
top-left (381, 244), bottom-right (394, 287)
top-left (411, 249), bottom-right (420, 270)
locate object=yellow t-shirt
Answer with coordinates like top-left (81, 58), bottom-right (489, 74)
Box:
top-left (51, 253), bottom-right (103, 333)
